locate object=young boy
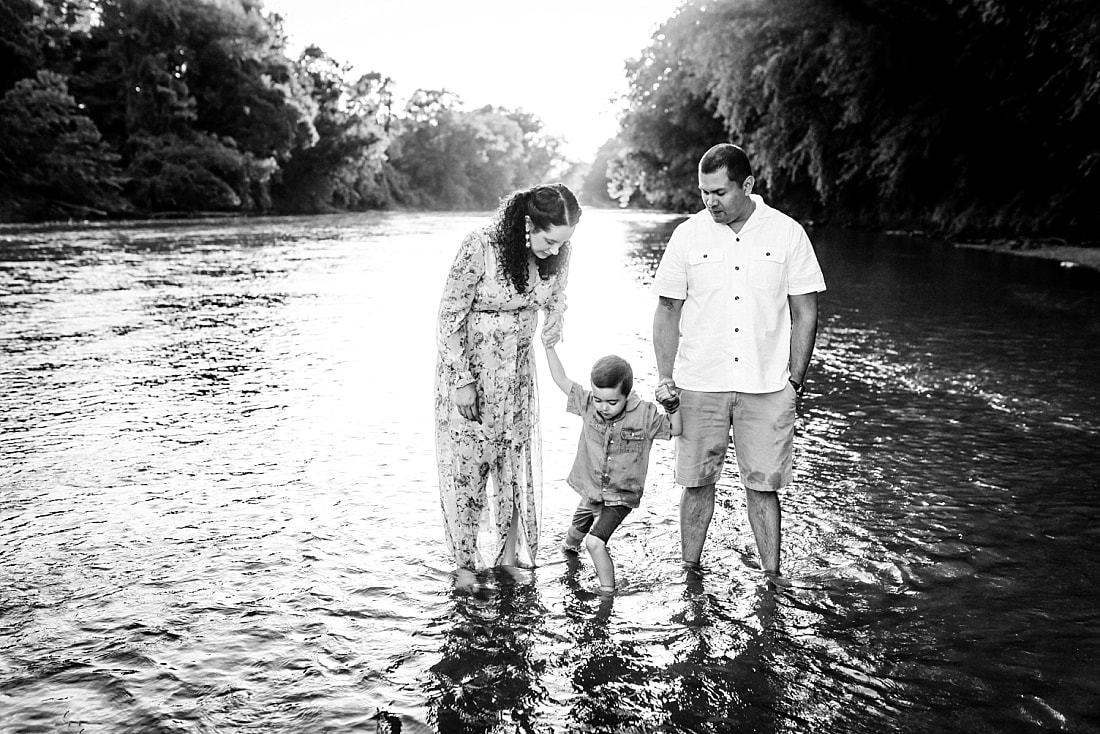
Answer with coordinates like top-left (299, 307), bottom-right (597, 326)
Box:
top-left (541, 330), bottom-right (682, 593)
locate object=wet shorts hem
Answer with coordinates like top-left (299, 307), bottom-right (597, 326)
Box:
top-left (742, 480), bottom-right (784, 493)
top-left (674, 471), bottom-right (721, 488)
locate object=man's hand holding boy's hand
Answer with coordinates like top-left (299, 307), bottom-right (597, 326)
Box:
top-left (541, 326), bottom-right (560, 349)
top-left (655, 382), bottom-right (680, 414)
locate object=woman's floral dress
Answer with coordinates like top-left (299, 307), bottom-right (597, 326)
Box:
top-left (435, 227), bottom-right (567, 570)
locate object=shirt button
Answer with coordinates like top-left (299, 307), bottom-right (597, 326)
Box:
top-left (734, 328), bottom-right (740, 332)
top-left (734, 295), bottom-right (740, 300)
top-left (735, 266), bottom-right (740, 271)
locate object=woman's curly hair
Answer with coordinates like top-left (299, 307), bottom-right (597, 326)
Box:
top-left (490, 183), bottom-right (582, 293)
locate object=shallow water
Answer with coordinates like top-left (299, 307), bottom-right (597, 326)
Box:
top-left (1, 211), bottom-right (1098, 733)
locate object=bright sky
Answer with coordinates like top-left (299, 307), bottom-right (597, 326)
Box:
top-left (261, 0), bottom-right (683, 160)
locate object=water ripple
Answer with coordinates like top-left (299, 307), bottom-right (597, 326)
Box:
top-left (1, 214), bottom-right (1099, 732)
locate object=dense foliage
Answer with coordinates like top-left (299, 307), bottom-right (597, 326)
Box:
top-left (611, 0), bottom-right (1100, 239)
top-left (5, 0), bottom-right (1097, 237)
top-left (0, 0), bottom-right (568, 221)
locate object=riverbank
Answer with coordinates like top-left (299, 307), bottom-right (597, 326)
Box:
top-left (954, 239), bottom-right (1100, 272)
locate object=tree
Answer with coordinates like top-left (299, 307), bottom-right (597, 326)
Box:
top-left (614, 0), bottom-right (1100, 237)
top-left (0, 0), bottom-right (44, 95)
top-left (611, 2), bottom-right (728, 211)
top-left (388, 91), bottom-right (567, 210)
top-left (579, 138), bottom-right (623, 208)
top-left (273, 46), bottom-right (396, 212)
top-left (69, 0), bottom-right (310, 214)
top-left (0, 70), bottom-right (124, 220)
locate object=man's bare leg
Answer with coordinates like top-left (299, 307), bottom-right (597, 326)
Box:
top-left (745, 488), bottom-right (781, 575)
top-left (680, 483), bottom-right (716, 566)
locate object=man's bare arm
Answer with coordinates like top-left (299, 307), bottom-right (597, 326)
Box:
top-left (653, 295), bottom-right (684, 384)
top-left (788, 292), bottom-right (819, 385)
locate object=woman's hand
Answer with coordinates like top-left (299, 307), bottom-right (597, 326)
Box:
top-left (455, 383), bottom-right (481, 423)
top-left (542, 325), bottom-right (560, 348)
top-left (543, 311), bottom-right (564, 345)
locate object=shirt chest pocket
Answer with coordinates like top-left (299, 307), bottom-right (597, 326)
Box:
top-left (688, 248), bottom-right (725, 290)
top-left (617, 428), bottom-right (646, 454)
top-left (750, 249), bottom-right (786, 291)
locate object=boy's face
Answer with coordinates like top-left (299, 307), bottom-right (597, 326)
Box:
top-left (591, 384), bottom-right (628, 421)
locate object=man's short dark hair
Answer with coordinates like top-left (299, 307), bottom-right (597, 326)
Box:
top-left (700, 143), bottom-right (752, 185)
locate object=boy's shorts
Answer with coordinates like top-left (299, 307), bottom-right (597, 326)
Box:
top-left (675, 386), bottom-right (796, 492)
top-left (570, 498), bottom-right (632, 543)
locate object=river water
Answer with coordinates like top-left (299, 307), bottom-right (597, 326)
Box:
top-left (1, 210), bottom-right (1098, 733)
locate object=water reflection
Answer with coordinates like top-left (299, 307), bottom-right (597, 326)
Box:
top-left (560, 555), bottom-right (641, 731)
top-left (426, 571), bottom-right (548, 733)
top-left (655, 573), bottom-right (780, 733)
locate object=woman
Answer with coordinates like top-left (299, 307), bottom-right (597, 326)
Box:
top-left (435, 183), bottom-right (582, 591)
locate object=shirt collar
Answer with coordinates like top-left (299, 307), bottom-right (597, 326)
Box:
top-left (739, 194), bottom-right (772, 233)
top-left (624, 391), bottom-right (641, 413)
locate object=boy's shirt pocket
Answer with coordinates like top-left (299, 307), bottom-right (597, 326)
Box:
top-left (618, 428), bottom-right (646, 452)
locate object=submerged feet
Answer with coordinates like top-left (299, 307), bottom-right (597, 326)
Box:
top-left (562, 540), bottom-right (616, 595)
top-left (454, 568), bottom-right (481, 594)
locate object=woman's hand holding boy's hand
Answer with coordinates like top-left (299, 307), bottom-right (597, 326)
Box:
top-left (543, 312), bottom-right (564, 346)
top-left (655, 382), bottom-right (680, 414)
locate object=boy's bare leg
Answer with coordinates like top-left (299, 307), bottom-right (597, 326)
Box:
top-left (585, 535), bottom-right (616, 593)
top-left (562, 526), bottom-right (584, 553)
top-left (680, 483), bottom-right (716, 567)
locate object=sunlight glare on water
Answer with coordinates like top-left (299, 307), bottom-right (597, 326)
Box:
top-left (1, 211), bottom-right (1099, 733)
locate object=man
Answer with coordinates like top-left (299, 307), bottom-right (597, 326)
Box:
top-left (651, 143), bottom-right (826, 577)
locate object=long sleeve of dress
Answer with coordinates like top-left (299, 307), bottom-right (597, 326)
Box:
top-left (437, 231), bottom-right (484, 388)
top-left (543, 253), bottom-right (569, 336)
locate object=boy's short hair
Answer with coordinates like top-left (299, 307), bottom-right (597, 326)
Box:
top-left (590, 355), bottom-right (633, 397)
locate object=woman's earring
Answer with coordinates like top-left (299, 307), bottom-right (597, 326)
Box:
top-left (525, 231), bottom-right (531, 249)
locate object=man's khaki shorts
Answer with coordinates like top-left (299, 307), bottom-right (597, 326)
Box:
top-left (675, 386), bottom-right (797, 492)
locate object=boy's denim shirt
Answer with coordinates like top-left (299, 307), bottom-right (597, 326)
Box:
top-left (565, 382), bottom-right (673, 508)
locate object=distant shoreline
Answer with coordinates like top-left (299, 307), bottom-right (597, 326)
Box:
top-left (954, 240), bottom-right (1100, 273)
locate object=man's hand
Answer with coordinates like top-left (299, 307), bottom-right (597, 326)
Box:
top-left (655, 381), bottom-right (680, 414)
